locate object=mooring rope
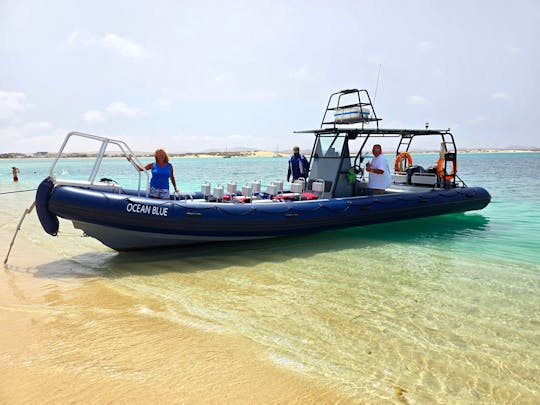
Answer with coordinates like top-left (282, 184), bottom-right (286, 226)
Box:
top-left (4, 201), bottom-right (36, 265)
top-left (0, 189), bottom-right (37, 195)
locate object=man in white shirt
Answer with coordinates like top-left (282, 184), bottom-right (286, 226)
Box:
top-left (366, 144), bottom-right (392, 194)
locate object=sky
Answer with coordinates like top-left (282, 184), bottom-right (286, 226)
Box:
top-left (1, 0), bottom-right (539, 153)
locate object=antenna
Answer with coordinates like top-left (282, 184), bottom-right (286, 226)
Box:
top-left (374, 64), bottom-right (382, 102)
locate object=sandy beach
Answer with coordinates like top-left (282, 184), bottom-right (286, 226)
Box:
top-left (173, 150), bottom-right (284, 159)
top-left (0, 215), bottom-right (346, 403)
top-left (0, 167), bottom-right (352, 403)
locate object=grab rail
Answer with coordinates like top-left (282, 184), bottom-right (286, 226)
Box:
top-left (49, 131), bottom-right (150, 197)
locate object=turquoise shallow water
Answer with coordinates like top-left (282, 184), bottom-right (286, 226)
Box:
top-left (1, 152), bottom-right (539, 402)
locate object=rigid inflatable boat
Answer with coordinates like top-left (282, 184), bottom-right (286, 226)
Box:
top-left (35, 89), bottom-right (491, 251)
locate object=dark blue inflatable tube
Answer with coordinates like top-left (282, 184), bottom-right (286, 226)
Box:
top-left (36, 177), bottom-right (59, 236)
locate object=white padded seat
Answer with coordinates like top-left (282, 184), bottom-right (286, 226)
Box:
top-left (411, 173), bottom-right (437, 186)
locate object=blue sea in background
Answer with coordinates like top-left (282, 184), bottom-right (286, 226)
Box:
top-left (1, 152), bottom-right (539, 402)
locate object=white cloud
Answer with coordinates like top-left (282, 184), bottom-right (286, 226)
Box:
top-left (67, 30), bottom-right (149, 59)
top-left (491, 92), bottom-right (507, 101)
top-left (82, 101), bottom-right (145, 124)
top-left (100, 33), bottom-right (149, 59)
top-left (432, 68), bottom-right (443, 77)
top-left (21, 121), bottom-right (53, 132)
top-left (155, 97), bottom-right (173, 112)
top-left (68, 30), bottom-right (95, 46)
top-left (0, 121), bottom-right (53, 137)
top-left (288, 66), bottom-right (314, 81)
top-left (2, 134), bottom-right (68, 153)
top-left (468, 116), bottom-right (488, 125)
top-left (0, 121), bottom-right (59, 152)
top-left (249, 89), bottom-right (276, 100)
top-left (417, 41), bottom-right (433, 52)
top-left (82, 109), bottom-right (107, 123)
top-left (212, 74), bottom-right (226, 85)
top-left (407, 95), bottom-right (430, 105)
top-left (228, 133), bottom-right (254, 141)
top-left (106, 101), bottom-right (143, 117)
top-left (0, 90), bottom-right (33, 120)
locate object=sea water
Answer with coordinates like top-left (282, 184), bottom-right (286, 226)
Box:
top-left (1, 153), bottom-right (539, 402)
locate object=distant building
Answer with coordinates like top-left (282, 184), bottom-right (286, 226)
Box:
top-left (34, 151), bottom-right (48, 158)
top-left (0, 153), bottom-right (27, 159)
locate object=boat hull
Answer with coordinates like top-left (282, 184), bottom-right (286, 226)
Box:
top-left (38, 183), bottom-right (491, 251)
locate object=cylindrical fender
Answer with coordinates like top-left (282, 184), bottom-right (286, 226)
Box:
top-left (35, 177), bottom-right (59, 236)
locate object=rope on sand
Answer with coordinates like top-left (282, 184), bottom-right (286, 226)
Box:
top-left (0, 189), bottom-right (37, 195)
top-left (4, 201), bottom-right (36, 265)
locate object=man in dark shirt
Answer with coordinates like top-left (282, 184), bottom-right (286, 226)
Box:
top-left (287, 146), bottom-right (309, 182)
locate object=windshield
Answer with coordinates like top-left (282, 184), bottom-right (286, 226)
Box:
top-left (314, 134), bottom-right (346, 158)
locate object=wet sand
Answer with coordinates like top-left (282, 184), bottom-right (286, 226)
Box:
top-left (0, 227), bottom-right (347, 404)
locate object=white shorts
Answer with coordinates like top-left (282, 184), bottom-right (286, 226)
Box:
top-left (149, 186), bottom-right (170, 199)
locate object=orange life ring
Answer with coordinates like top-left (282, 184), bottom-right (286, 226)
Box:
top-left (437, 157), bottom-right (457, 180)
top-left (394, 152), bottom-right (413, 172)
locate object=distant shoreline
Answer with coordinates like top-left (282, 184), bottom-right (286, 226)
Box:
top-left (1, 149), bottom-right (539, 159)
top-left (1, 150), bottom-right (285, 159)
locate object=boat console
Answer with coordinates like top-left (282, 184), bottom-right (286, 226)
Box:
top-left (296, 88), bottom-right (463, 198)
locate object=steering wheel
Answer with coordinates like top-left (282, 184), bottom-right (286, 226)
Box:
top-left (352, 164), bottom-right (364, 177)
top-left (347, 165), bottom-right (364, 184)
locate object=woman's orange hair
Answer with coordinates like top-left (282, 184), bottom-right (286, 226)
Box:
top-left (154, 148), bottom-right (170, 163)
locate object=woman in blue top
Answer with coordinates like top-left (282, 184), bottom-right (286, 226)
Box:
top-left (128, 148), bottom-right (179, 199)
